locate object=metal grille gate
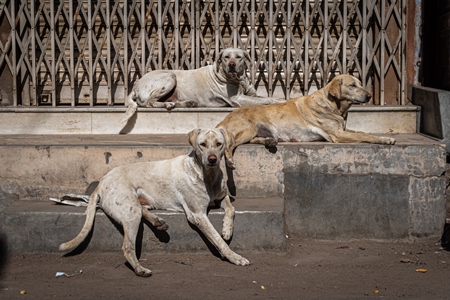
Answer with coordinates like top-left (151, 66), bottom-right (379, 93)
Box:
top-left (0, 0), bottom-right (406, 107)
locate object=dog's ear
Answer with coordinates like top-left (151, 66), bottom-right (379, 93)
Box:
top-left (328, 77), bottom-right (342, 99)
top-left (188, 129), bottom-right (201, 147)
top-left (216, 49), bottom-right (225, 72)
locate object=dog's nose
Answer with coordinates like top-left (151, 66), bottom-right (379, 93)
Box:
top-left (208, 154), bottom-right (217, 164)
top-left (367, 93), bottom-right (372, 99)
top-left (228, 61), bottom-right (236, 68)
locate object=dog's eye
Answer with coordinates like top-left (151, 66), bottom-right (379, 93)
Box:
top-left (349, 83), bottom-right (356, 88)
top-left (200, 142), bottom-right (207, 147)
top-left (216, 142), bottom-right (223, 147)
top-left (236, 55), bottom-right (242, 59)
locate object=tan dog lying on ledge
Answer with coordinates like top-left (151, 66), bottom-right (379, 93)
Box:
top-left (59, 128), bottom-right (249, 277)
top-left (216, 74), bottom-right (396, 169)
top-left (121, 48), bottom-right (285, 124)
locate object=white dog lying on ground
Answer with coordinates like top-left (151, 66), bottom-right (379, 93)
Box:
top-left (121, 48), bottom-right (285, 123)
top-left (59, 128), bottom-right (249, 277)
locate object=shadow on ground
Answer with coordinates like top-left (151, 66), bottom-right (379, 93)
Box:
top-left (0, 232), bottom-right (8, 288)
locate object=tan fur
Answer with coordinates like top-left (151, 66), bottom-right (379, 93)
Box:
top-left (59, 128), bottom-right (249, 277)
top-left (216, 74), bottom-right (396, 169)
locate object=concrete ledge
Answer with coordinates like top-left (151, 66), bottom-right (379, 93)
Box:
top-left (0, 134), bottom-right (283, 200)
top-left (282, 142), bottom-right (447, 239)
top-left (0, 198), bottom-right (285, 254)
top-left (0, 105), bottom-right (418, 134)
top-left (0, 133), bottom-right (446, 245)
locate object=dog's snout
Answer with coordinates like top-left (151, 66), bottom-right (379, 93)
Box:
top-left (228, 61), bottom-right (236, 68)
top-left (362, 92), bottom-right (372, 103)
top-left (208, 154), bottom-right (218, 164)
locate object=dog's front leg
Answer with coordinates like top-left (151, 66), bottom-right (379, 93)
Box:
top-left (194, 214), bottom-right (250, 266)
top-left (219, 195), bottom-right (235, 241)
top-left (173, 100), bottom-right (199, 108)
top-left (331, 130), bottom-right (396, 144)
top-left (147, 101), bottom-right (176, 110)
top-left (230, 94), bottom-right (286, 106)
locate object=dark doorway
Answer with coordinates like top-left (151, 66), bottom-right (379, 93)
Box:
top-left (422, 0), bottom-right (450, 91)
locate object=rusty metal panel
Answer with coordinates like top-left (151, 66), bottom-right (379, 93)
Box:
top-left (0, 0), bottom-right (407, 107)
top-left (363, 0), bottom-right (406, 105)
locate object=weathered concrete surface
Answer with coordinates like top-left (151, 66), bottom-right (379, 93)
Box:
top-left (0, 198), bottom-right (285, 254)
top-left (0, 133), bottom-right (446, 248)
top-left (282, 139), bottom-right (447, 239)
top-left (412, 85), bottom-right (450, 152)
top-left (345, 106), bottom-right (418, 133)
top-left (0, 108), bottom-right (232, 135)
top-left (0, 188), bottom-right (18, 213)
top-left (0, 106), bottom-right (418, 134)
top-left (284, 173), bottom-right (410, 239)
top-left (0, 136), bottom-right (282, 201)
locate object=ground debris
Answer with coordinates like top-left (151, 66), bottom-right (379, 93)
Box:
top-left (55, 270), bottom-right (83, 278)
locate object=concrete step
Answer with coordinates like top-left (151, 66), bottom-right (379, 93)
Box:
top-left (0, 105), bottom-right (418, 134)
top-left (0, 197), bottom-right (286, 254)
top-left (0, 134), bottom-right (283, 200)
top-left (0, 133), bottom-right (446, 250)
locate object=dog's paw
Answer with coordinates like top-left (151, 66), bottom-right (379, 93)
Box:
top-left (165, 102), bottom-right (176, 110)
top-left (380, 137), bottom-right (396, 145)
top-left (226, 158), bottom-right (236, 170)
top-left (228, 253), bottom-right (250, 266)
top-left (151, 215), bottom-right (169, 231)
top-left (186, 100), bottom-right (198, 108)
top-left (154, 218), bottom-right (169, 231)
top-left (135, 266), bottom-right (152, 277)
top-left (157, 223), bottom-right (169, 231)
top-left (265, 138), bottom-right (278, 148)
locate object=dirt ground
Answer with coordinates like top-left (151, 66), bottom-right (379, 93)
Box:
top-left (1, 237), bottom-right (449, 300)
top-left (1, 164), bottom-right (449, 300)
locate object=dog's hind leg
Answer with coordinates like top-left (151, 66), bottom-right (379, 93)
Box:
top-left (122, 216), bottom-right (152, 277)
top-left (249, 137), bottom-right (277, 147)
top-left (219, 196), bottom-right (235, 241)
top-left (142, 208), bottom-right (169, 231)
top-left (137, 72), bottom-right (178, 110)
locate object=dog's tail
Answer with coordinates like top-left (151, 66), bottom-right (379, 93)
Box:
top-left (59, 189), bottom-right (101, 252)
top-left (120, 90), bottom-right (138, 124)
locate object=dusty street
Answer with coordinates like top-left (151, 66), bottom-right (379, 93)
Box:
top-left (1, 237), bottom-right (449, 300)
